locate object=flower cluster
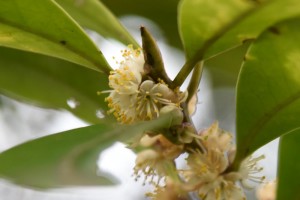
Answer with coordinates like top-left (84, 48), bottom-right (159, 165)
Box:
top-left (180, 122), bottom-right (265, 200)
top-left (104, 46), bottom-right (186, 124)
top-left (146, 122), bottom-right (266, 200)
top-left (103, 46), bottom-right (267, 200)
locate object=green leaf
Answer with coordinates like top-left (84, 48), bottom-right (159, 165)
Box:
top-left (0, 47), bottom-right (109, 123)
top-left (172, 0), bottom-right (257, 88)
top-left (204, 42), bottom-right (251, 87)
top-left (277, 129), bottom-right (300, 200)
top-left (0, 0), bottom-right (111, 73)
top-left (206, 0), bottom-right (300, 60)
top-left (234, 18), bottom-right (300, 166)
top-left (179, 0), bottom-right (256, 60)
top-left (179, 0), bottom-right (300, 89)
top-left (100, 0), bottom-right (181, 47)
top-left (54, 0), bottom-right (139, 47)
top-left (179, 0), bottom-right (300, 60)
top-left (0, 114), bottom-right (174, 188)
top-left (0, 123), bottom-right (115, 188)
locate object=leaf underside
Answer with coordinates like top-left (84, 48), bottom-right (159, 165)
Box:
top-left (0, 47), bottom-right (110, 124)
top-left (0, 114), bottom-right (173, 188)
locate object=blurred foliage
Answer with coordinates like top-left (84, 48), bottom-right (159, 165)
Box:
top-left (101, 0), bottom-right (180, 48)
top-left (0, 47), bottom-right (110, 124)
top-left (55, 0), bottom-right (139, 47)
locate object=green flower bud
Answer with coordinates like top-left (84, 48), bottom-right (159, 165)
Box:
top-left (159, 105), bottom-right (183, 126)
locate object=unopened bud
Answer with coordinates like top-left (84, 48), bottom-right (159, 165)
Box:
top-left (160, 105), bottom-right (183, 126)
top-left (178, 125), bottom-right (195, 144)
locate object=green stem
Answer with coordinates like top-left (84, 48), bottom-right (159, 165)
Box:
top-left (181, 102), bottom-right (195, 130)
top-left (187, 61), bottom-right (203, 103)
top-left (181, 102), bottom-right (206, 154)
top-left (171, 58), bottom-right (201, 89)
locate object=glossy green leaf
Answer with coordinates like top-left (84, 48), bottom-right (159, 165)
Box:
top-left (179, 0), bottom-right (256, 60)
top-left (0, 47), bottom-right (109, 123)
top-left (180, 0), bottom-right (300, 60)
top-left (179, 0), bottom-right (300, 89)
top-left (206, 0), bottom-right (300, 60)
top-left (55, 0), bottom-right (139, 47)
top-left (101, 0), bottom-right (181, 47)
top-left (0, 114), bottom-right (174, 188)
top-left (0, 0), bottom-right (111, 73)
top-left (172, 0), bottom-right (257, 88)
top-left (277, 129), bottom-right (300, 200)
top-left (234, 18), bottom-right (300, 166)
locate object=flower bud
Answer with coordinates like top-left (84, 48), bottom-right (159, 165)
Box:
top-left (159, 105), bottom-right (183, 126)
top-left (178, 125), bottom-right (195, 144)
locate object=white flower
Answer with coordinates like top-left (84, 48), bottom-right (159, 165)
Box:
top-left (108, 66), bottom-right (141, 94)
top-left (134, 149), bottom-right (162, 182)
top-left (103, 46), bottom-right (144, 123)
top-left (104, 46), bottom-right (186, 124)
top-left (182, 150), bottom-right (246, 200)
top-left (108, 47), bottom-right (144, 94)
top-left (223, 154), bottom-right (265, 194)
top-left (146, 177), bottom-right (188, 200)
top-left (199, 121), bottom-right (233, 152)
top-left (136, 80), bottom-right (176, 120)
top-left (134, 134), bottom-right (183, 184)
top-left (221, 182), bottom-right (246, 200)
top-left (105, 91), bottom-right (138, 123)
top-left (238, 155), bottom-right (266, 188)
top-left (179, 123), bottom-right (265, 200)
